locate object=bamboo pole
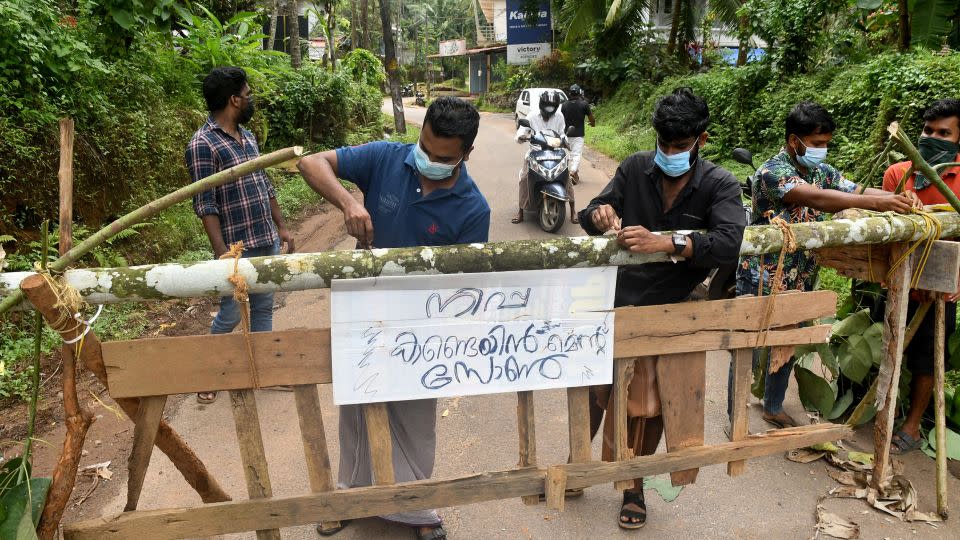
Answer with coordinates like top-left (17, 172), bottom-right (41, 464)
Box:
top-left (37, 118), bottom-right (96, 540)
top-left (5, 211), bottom-right (960, 308)
top-left (0, 146), bottom-right (304, 315)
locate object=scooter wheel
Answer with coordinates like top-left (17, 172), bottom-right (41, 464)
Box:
top-left (539, 198), bottom-right (566, 233)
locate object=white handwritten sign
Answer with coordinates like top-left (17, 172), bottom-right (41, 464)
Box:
top-left (330, 268), bottom-right (617, 405)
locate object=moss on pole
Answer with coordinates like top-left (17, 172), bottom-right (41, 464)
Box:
top-left (4, 211), bottom-right (960, 310)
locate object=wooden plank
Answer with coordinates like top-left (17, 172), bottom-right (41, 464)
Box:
top-left (104, 324), bottom-right (833, 400)
top-left (516, 391), bottom-right (539, 505)
top-left (294, 384), bottom-right (341, 533)
top-left (363, 403), bottom-right (395, 486)
top-left (104, 328), bottom-right (332, 398)
top-left (124, 395), bottom-right (166, 512)
top-left (566, 386), bottom-right (591, 463)
top-left (872, 245), bottom-right (912, 489)
top-left (613, 290), bottom-right (836, 333)
top-left (816, 241), bottom-right (960, 293)
top-left (229, 389), bottom-right (280, 540)
top-left (727, 349), bottom-right (752, 476)
top-left (612, 358), bottom-right (635, 491)
top-left (656, 352), bottom-right (706, 486)
top-left (933, 298), bottom-right (949, 519)
top-left (544, 466), bottom-right (567, 511)
top-left (614, 325), bottom-right (832, 360)
top-left (63, 424), bottom-right (851, 540)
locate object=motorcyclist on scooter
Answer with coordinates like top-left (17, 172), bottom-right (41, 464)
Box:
top-left (512, 90), bottom-right (577, 224)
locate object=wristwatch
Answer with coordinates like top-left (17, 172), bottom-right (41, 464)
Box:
top-left (671, 233), bottom-right (688, 256)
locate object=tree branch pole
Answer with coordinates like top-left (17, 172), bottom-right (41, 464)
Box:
top-left (888, 122), bottom-right (960, 213)
top-left (37, 118), bottom-right (96, 540)
top-left (4, 211), bottom-right (960, 308)
top-left (0, 146), bottom-right (304, 316)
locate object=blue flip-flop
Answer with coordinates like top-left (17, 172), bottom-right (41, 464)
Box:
top-left (890, 429), bottom-right (922, 454)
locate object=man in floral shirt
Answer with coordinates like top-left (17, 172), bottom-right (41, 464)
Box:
top-left (734, 101), bottom-right (917, 428)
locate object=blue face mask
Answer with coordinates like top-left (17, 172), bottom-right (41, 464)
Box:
top-left (795, 139), bottom-right (827, 169)
top-left (413, 141), bottom-right (462, 181)
top-left (654, 139), bottom-right (698, 178)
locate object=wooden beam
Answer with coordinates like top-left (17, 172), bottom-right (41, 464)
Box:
top-left (229, 389), bottom-right (280, 540)
top-left (933, 298), bottom-right (949, 519)
top-left (566, 386), bottom-right (591, 463)
top-left (657, 352), bottom-right (706, 486)
top-left (293, 384), bottom-right (341, 531)
top-left (363, 403), bottom-right (395, 485)
top-left (516, 391), bottom-right (539, 505)
top-left (63, 424), bottom-right (850, 540)
top-left (103, 319), bottom-right (833, 400)
top-left (613, 290), bottom-right (836, 333)
top-left (19, 274), bottom-right (231, 504)
top-left (124, 395), bottom-right (166, 512)
top-left (727, 349), bottom-right (753, 476)
top-left (872, 245), bottom-right (912, 489)
top-left (612, 358), bottom-right (635, 491)
top-left (104, 328), bottom-right (331, 398)
top-left (815, 241), bottom-right (960, 293)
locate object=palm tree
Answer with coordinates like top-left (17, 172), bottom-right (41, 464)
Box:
top-left (381, 0), bottom-right (406, 134)
top-left (289, 0), bottom-right (302, 68)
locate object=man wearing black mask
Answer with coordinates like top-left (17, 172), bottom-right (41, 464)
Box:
top-left (186, 67), bottom-right (294, 404)
top-left (882, 98), bottom-right (960, 454)
top-left (577, 88), bottom-right (746, 530)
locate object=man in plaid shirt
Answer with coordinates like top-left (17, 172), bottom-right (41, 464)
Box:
top-left (186, 67), bottom-right (294, 404)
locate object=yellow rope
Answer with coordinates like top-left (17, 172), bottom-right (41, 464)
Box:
top-left (884, 210), bottom-right (942, 289)
top-left (755, 215), bottom-right (798, 348)
top-left (222, 241), bottom-right (261, 389)
top-left (36, 270), bottom-right (87, 336)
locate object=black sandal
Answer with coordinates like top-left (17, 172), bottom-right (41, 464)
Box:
top-left (619, 490), bottom-right (647, 530)
top-left (415, 525), bottom-right (447, 540)
top-left (317, 519), bottom-right (351, 536)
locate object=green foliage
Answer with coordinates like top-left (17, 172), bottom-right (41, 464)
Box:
top-left (88, 0), bottom-right (190, 55)
top-left (341, 48), bottom-right (387, 88)
top-left (910, 0), bottom-right (959, 49)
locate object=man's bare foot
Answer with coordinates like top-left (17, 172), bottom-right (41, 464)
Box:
top-left (570, 205), bottom-right (579, 224)
top-left (511, 209), bottom-right (524, 224)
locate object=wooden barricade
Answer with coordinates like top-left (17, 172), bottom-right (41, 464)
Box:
top-left (63, 291), bottom-right (847, 540)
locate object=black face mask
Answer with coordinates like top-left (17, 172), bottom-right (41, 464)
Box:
top-left (238, 96), bottom-right (255, 124)
top-left (915, 136), bottom-right (960, 189)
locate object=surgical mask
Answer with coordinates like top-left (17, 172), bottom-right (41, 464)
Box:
top-left (238, 95), bottom-right (255, 124)
top-left (543, 106), bottom-right (556, 114)
top-left (413, 141), bottom-right (462, 181)
top-left (914, 136), bottom-right (960, 189)
top-left (654, 139), bottom-right (698, 178)
top-left (795, 139), bottom-right (827, 169)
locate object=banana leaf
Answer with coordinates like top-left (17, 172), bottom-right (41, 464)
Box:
top-left (911, 0), bottom-right (959, 49)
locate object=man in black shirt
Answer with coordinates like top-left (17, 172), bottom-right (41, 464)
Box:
top-left (562, 84), bottom-right (595, 187)
top-left (577, 87), bottom-right (745, 530)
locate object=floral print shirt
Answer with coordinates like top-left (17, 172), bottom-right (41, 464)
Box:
top-left (736, 149), bottom-right (857, 295)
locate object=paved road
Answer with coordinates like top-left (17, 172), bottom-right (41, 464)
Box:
top-left (93, 101), bottom-right (958, 539)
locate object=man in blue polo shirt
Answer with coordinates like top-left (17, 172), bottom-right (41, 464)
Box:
top-left (298, 96), bottom-right (488, 540)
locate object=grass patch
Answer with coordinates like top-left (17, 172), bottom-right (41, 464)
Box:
top-left (383, 115), bottom-right (421, 144)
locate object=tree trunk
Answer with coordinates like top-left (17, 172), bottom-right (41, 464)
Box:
top-left (328, 2), bottom-right (338, 70)
top-left (667, 0), bottom-right (684, 55)
top-left (361, 0), bottom-right (370, 49)
top-left (381, 0), bottom-right (406, 134)
top-left (6, 212), bottom-right (960, 307)
top-left (350, 0), bottom-right (358, 50)
top-left (289, 0), bottom-right (302, 68)
top-left (736, 14), bottom-right (749, 67)
top-left (898, 0), bottom-right (910, 51)
top-left (267, 0), bottom-right (281, 52)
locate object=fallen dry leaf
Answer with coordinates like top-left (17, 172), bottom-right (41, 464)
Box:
top-left (441, 409), bottom-right (450, 418)
top-left (787, 448), bottom-right (827, 464)
top-left (816, 505), bottom-right (860, 539)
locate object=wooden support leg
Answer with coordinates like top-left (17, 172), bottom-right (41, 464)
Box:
top-left (363, 403), bottom-right (396, 485)
top-left (933, 297), bottom-right (950, 518)
top-left (229, 389), bottom-right (280, 540)
top-left (124, 395), bottom-right (167, 512)
top-left (727, 349), bottom-right (753, 476)
top-left (612, 358), bottom-right (636, 491)
top-left (567, 386), bottom-right (591, 463)
top-left (20, 274), bottom-right (231, 504)
top-left (872, 244), bottom-right (912, 490)
top-left (545, 465), bottom-right (568, 511)
top-left (294, 384), bottom-right (341, 531)
top-left (657, 351), bottom-right (707, 486)
top-left (516, 391), bottom-right (539, 505)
